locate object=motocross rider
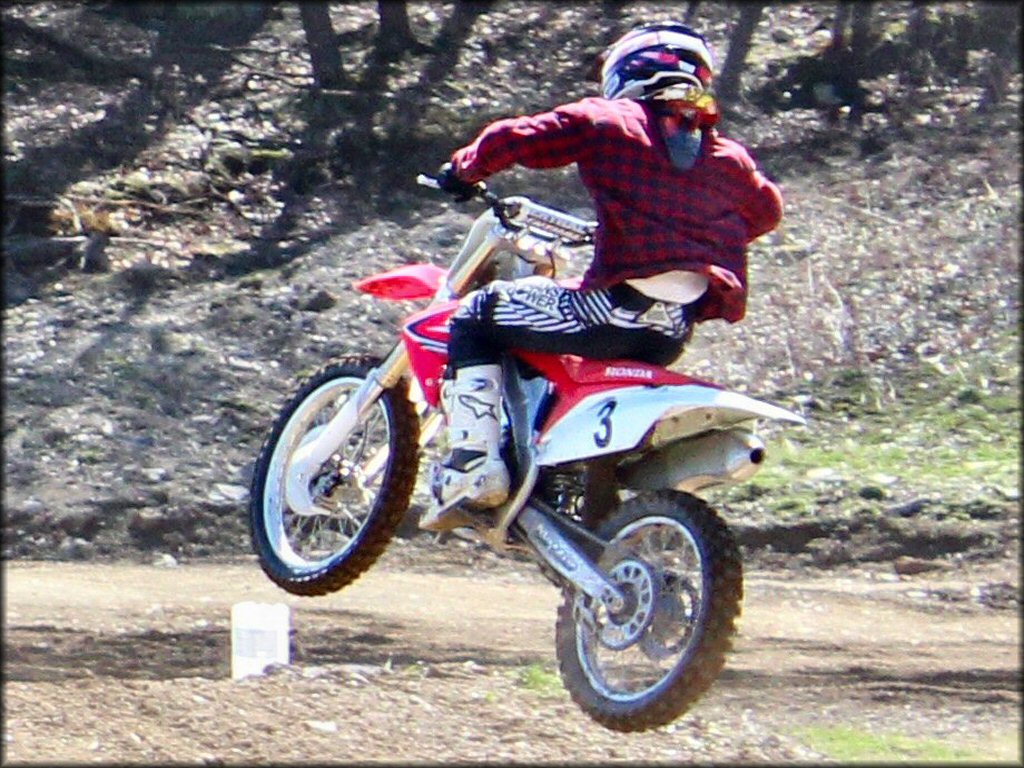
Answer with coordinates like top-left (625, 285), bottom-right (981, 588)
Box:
top-left (422, 22), bottom-right (783, 531)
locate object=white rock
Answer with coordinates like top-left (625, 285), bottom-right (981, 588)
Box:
top-left (306, 720), bottom-right (338, 734)
top-left (805, 467), bottom-right (838, 480)
top-left (213, 483), bottom-right (249, 501)
top-left (142, 467), bottom-right (170, 482)
top-left (301, 666), bottom-right (331, 679)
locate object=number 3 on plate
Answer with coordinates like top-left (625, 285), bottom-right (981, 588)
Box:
top-left (594, 399), bottom-right (616, 448)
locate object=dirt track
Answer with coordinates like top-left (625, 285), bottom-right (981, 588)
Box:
top-left (3, 550), bottom-right (1020, 764)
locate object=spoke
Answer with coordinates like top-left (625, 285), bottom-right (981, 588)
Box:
top-left (264, 374), bottom-right (398, 570)
top-left (581, 517), bottom-right (707, 700)
top-left (288, 514), bottom-right (313, 552)
top-left (347, 407), bottom-right (383, 459)
top-left (281, 393), bottom-right (392, 565)
top-left (306, 516), bottom-right (326, 555)
top-left (359, 445), bottom-right (391, 486)
top-left (337, 508), bottom-right (364, 537)
top-left (346, 427), bottom-right (369, 464)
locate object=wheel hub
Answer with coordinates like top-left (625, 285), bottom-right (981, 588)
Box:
top-left (598, 559), bottom-right (658, 651)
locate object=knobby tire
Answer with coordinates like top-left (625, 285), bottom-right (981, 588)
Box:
top-left (554, 490), bottom-right (743, 732)
top-left (249, 356), bottom-right (419, 597)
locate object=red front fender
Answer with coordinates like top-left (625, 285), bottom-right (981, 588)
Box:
top-left (353, 263), bottom-right (448, 300)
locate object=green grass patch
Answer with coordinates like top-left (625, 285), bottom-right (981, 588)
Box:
top-left (514, 663), bottom-right (563, 699)
top-left (76, 446), bottom-right (106, 465)
top-left (758, 344), bottom-right (1022, 498)
top-left (751, 416), bottom-right (1019, 498)
top-left (796, 725), bottom-right (1021, 763)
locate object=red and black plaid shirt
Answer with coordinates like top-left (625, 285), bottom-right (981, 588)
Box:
top-left (451, 97), bottom-right (783, 323)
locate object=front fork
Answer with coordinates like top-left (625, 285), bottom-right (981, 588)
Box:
top-left (284, 345), bottom-right (410, 516)
top-left (282, 343), bottom-right (627, 615)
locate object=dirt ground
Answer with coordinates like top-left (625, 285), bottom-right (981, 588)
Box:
top-left (2, 544), bottom-right (1020, 764)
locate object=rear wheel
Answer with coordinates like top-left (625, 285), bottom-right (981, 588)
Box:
top-left (249, 357), bottom-right (419, 596)
top-left (554, 490), bottom-right (742, 732)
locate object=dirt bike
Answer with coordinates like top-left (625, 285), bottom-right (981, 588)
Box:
top-left (249, 174), bottom-right (806, 732)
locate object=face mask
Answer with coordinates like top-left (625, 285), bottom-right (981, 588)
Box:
top-left (659, 116), bottom-right (702, 170)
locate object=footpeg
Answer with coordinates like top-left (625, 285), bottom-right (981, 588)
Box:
top-left (418, 497), bottom-right (476, 532)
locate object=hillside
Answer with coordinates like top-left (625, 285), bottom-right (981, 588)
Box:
top-left (2, 2), bottom-right (1020, 575)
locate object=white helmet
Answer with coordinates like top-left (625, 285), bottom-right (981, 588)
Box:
top-left (601, 22), bottom-right (717, 121)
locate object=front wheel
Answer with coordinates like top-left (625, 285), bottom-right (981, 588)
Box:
top-left (249, 357), bottom-right (419, 596)
top-left (554, 491), bottom-right (743, 732)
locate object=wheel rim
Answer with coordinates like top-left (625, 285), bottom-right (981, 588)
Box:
top-left (262, 376), bottom-right (392, 572)
top-left (575, 515), bottom-right (707, 703)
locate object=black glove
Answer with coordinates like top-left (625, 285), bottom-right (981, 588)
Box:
top-left (436, 162), bottom-right (478, 203)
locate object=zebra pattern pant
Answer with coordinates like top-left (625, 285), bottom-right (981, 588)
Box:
top-left (447, 276), bottom-right (695, 371)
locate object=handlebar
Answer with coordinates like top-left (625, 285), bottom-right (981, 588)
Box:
top-left (416, 173), bottom-right (594, 246)
top-left (416, 172), bottom-right (502, 209)
top-left (417, 172), bottom-right (524, 233)
top-left (414, 174), bottom-right (444, 192)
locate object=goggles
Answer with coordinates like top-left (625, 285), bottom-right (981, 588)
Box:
top-left (652, 84), bottom-right (717, 111)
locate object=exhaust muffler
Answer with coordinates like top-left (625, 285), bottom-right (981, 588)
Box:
top-left (620, 428), bottom-right (766, 493)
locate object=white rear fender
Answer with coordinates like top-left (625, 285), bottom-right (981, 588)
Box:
top-left (534, 383), bottom-right (805, 466)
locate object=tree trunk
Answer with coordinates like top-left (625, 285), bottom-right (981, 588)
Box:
top-left (601, 0), bottom-right (627, 20)
top-left (976, 1), bottom-right (1022, 110)
top-left (376, 0), bottom-right (415, 58)
top-left (715, 3), bottom-right (765, 104)
top-left (831, 1), bottom-right (852, 44)
top-left (298, 2), bottom-right (343, 89)
top-left (453, 0), bottom-right (496, 21)
top-left (902, 1), bottom-right (931, 85)
top-left (849, 2), bottom-right (874, 73)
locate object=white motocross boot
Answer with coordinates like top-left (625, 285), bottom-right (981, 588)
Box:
top-left (420, 364), bottom-right (510, 532)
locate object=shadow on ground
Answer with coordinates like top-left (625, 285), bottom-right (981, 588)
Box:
top-left (2, 608), bottom-right (547, 683)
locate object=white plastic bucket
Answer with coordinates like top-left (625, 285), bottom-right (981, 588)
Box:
top-left (230, 601), bottom-right (290, 680)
